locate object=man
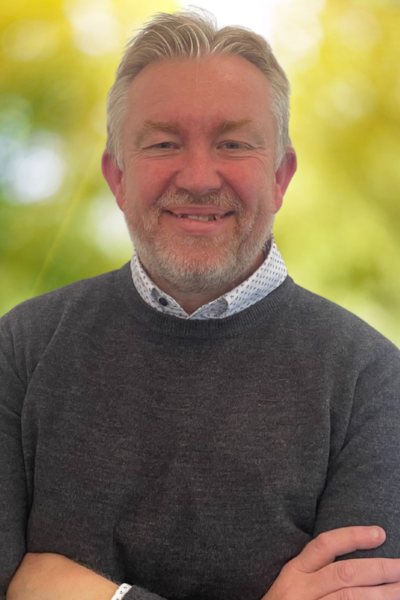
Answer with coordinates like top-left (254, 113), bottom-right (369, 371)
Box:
top-left (2, 10), bottom-right (400, 600)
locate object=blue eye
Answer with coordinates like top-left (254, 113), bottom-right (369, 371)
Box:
top-left (221, 141), bottom-right (248, 150)
top-left (155, 142), bottom-right (174, 148)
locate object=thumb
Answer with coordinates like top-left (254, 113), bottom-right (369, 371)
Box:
top-left (292, 526), bottom-right (386, 573)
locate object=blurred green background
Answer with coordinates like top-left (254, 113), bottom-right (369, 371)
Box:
top-left (1, 0), bottom-right (399, 347)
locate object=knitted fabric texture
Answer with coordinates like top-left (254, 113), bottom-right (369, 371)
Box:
top-left (1, 263), bottom-right (400, 600)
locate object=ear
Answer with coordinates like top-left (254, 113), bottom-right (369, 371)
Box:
top-left (101, 150), bottom-right (125, 210)
top-left (274, 148), bottom-right (297, 212)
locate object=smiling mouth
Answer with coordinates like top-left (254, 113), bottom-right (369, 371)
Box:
top-left (166, 211), bottom-right (233, 221)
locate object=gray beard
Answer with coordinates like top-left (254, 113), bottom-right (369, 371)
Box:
top-left (123, 190), bottom-right (274, 294)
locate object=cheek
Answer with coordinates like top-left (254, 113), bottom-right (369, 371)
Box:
top-left (228, 166), bottom-right (271, 210)
top-left (128, 161), bottom-right (175, 206)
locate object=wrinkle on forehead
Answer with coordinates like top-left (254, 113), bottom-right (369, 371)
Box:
top-left (125, 55), bottom-right (275, 148)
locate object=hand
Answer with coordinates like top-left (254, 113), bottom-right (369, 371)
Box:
top-left (6, 552), bottom-right (119, 600)
top-left (263, 526), bottom-right (400, 600)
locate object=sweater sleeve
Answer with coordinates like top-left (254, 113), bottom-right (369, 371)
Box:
top-left (0, 318), bottom-right (29, 598)
top-left (313, 343), bottom-right (400, 559)
top-left (122, 586), bottom-right (168, 600)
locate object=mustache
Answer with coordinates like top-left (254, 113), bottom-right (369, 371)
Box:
top-left (154, 190), bottom-right (245, 215)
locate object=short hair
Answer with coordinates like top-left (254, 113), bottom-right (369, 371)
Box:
top-left (106, 10), bottom-right (292, 170)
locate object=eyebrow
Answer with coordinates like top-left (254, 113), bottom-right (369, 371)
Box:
top-left (135, 120), bottom-right (180, 146)
top-left (142, 120), bottom-right (181, 134)
top-left (216, 119), bottom-right (266, 145)
top-left (215, 119), bottom-right (253, 134)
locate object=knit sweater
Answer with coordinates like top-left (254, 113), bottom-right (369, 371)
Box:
top-left (1, 263), bottom-right (400, 600)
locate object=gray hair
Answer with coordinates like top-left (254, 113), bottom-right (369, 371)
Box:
top-left (106, 10), bottom-right (292, 170)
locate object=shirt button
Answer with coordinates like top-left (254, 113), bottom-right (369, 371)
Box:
top-left (159, 297), bottom-right (168, 306)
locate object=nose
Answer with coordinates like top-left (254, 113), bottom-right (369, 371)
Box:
top-left (173, 147), bottom-right (223, 196)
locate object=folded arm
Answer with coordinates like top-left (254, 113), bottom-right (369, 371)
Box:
top-left (6, 553), bottom-right (119, 600)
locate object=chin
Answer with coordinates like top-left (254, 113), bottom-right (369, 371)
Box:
top-left (136, 239), bottom-right (262, 294)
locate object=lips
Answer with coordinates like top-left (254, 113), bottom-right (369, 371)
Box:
top-left (162, 207), bottom-right (234, 236)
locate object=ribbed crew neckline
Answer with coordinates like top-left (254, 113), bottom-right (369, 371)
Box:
top-left (116, 262), bottom-right (295, 340)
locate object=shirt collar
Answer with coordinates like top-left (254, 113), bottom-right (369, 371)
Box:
top-left (130, 237), bottom-right (287, 320)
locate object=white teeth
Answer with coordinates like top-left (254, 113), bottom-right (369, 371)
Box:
top-left (176, 214), bottom-right (223, 221)
top-left (187, 215), bottom-right (212, 221)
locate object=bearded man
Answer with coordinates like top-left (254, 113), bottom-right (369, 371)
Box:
top-left (2, 10), bottom-right (400, 600)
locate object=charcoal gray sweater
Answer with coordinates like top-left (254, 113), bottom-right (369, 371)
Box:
top-left (1, 263), bottom-right (400, 600)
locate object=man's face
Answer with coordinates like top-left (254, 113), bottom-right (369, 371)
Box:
top-left (103, 54), bottom-right (296, 293)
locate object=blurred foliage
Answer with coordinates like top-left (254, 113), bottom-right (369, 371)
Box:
top-left (0, 0), bottom-right (176, 310)
top-left (0, 0), bottom-right (399, 347)
top-left (274, 0), bottom-right (400, 347)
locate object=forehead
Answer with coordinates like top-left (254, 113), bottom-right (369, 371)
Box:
top-left (125, 54), bottom-right (273, 131)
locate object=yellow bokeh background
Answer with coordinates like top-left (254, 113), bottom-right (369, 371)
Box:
top-left (1, 0), bottom-right (399, 346)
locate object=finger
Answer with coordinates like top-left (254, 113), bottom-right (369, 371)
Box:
top-left (321, 581), bottom-right (400, 600)
top-left (312, 558), bottom-right (400, 599)
top-left (292, 526), bottom-right (386, 573)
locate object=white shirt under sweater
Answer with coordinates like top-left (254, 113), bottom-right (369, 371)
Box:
top-left (111, 238), bottom-right (287, 600)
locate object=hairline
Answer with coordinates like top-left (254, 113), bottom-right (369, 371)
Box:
top-left (106, 13), bottom-right (292, 170)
